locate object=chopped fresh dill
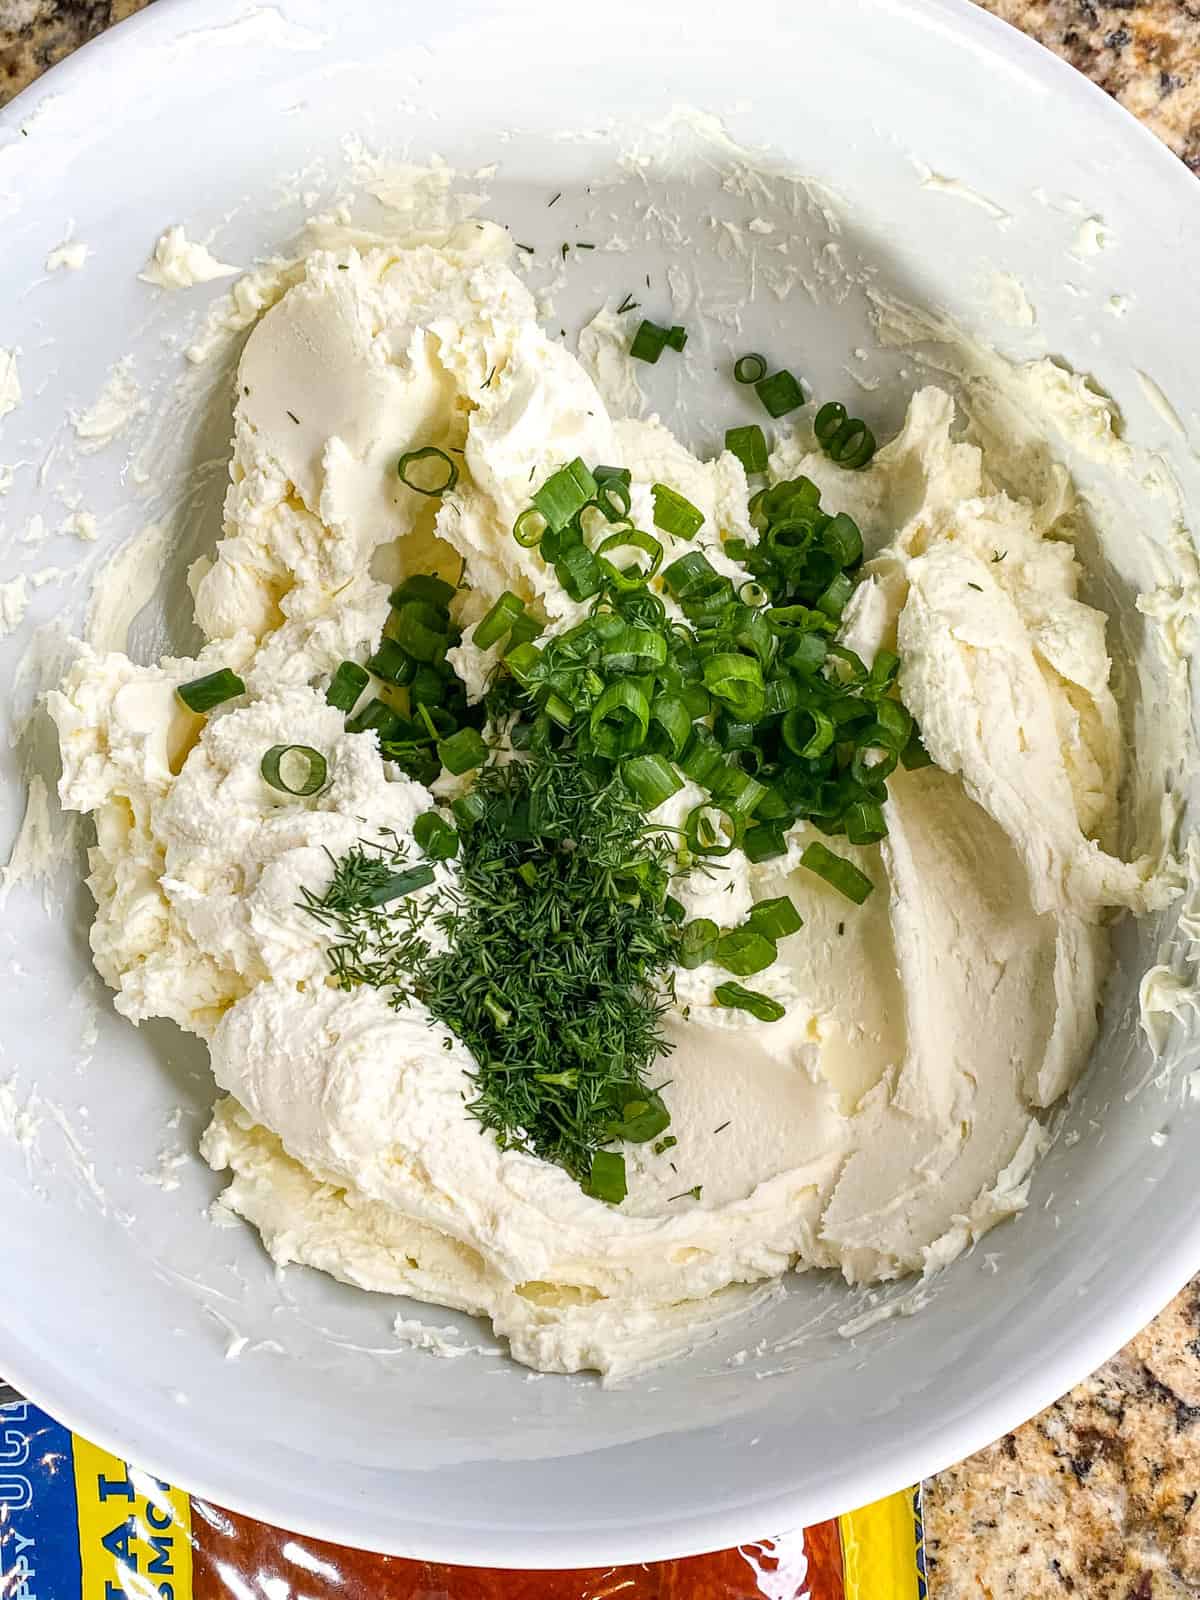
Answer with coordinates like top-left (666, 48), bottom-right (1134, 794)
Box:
top-left (301, 755), bottom-right (679, 1187)
top-left (616, 293), bottom-right (639, 315)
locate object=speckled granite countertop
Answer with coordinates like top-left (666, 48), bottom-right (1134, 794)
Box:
top-left (2, 2), bottom-right (1199, 1596)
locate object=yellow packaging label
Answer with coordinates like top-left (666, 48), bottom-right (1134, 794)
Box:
top-left (840, 1488), bottom-right (926, 1600)
top-left (71, 1434), bottom-right (193, 1600)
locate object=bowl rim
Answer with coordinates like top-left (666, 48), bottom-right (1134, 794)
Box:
top-left (2, 0), bottom-right (1198, 1568)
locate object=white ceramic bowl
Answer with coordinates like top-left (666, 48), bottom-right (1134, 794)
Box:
top-left (3, 0), bottom-right (1200, 1567)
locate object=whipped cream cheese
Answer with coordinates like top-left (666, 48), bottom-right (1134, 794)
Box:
top-left (50, 223), bottom-right (1174, 1377)
top-left (139, 226), bottom-right (238, 290)
top-left (0, 349), bottom-right (20, 423)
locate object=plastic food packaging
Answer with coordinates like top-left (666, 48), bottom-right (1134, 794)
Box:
top-left (0, 1394), bottom-right (927, 1598)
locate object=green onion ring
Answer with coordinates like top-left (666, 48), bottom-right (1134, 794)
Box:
top-left (733, 353), bottom-right (768, 385)
top-left (513, 507), bottom-right (547, 547)
top-left (589, 679), bottom-right (650, 758)
top-left (685, 802), bottom-right (738, 857)
top-left (260, 744), bottom-right (328, 796)
top-left (397, 446), bottom-right (458, 496)
top-left (596, 527), bottom-right (663, 591)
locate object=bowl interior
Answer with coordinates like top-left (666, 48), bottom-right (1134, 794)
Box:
top-left (2, 0), bottom-right (1200, 1566)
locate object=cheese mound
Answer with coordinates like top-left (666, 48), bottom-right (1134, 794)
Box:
top-left (50, 227), bottom-right (1169, 1377)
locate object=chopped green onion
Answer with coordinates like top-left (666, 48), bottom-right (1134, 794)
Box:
top-left (623, 753), bottom-right (682, 810)
top-left (785, 633), bottom-right (830, 676)
top-left (630, 320), bottom-right (671, 363)
top-left (755, 369), bottom-right (805, 418)
top-left (593, 465), bottom-right (632, 487)
top-left (366, 639), bottom-right (416, 685)
top-left (589, 679), bottom-right (650, 758)
top-left (397, 447), bottom-right (458, 496)
top-left (177, 668), bottom-right (245, 714)
top-left (595, 476), bottom-right (633, 520)
top-left (715, 926), bottom-right (777, 976)
top-left (755, 786), bottom-right (791, 822)
top-left (762, 676), bottom-right (801, 717)
top-left (662, 549), bottom-right (723, 601)
top-left (679, 725), bottom-right (724, 785)
top-left (474, 591), bottom-right (526, 651)
top-left (681, 683), bottom-right (711, 719)
top-left (743, 822), bottom-right (788, 862)
top-left (801, 841), bottom-right (874, 904)
top-left (437, 726), bottom-right (488, 774)
top-left (685, 802), bottom-right (737, 857)
top-left (345, 698), bottom-right (403, 739)
top-left (867, 650), bottom-right (901, 697)
top-left (414, 810), bottom-right (460, 860)
top-left (714, 982), bottom-right (786, 1022)
top-left (649, 692), bottom-right (693, 758)
top-left (725, 424), bottom-right (769, 475)
top-left (702, 653), bottom-right (765, 721)
top-left (543, 691), bottom-right (574, 728)
top-left (596, 527), bottom-right (663, 590)
top-left (782, 706), bottom-right (836, 759)
top-left (555, 540), bottom-right (604, 602)
top-left (901, 730), bottom-right (934, 771)
top-left (601, 623), bottom-right (667, 675)
top-left (534, 458), bottom-right (598, 531)
top-left (666, 325), bottom-right (688, 352)
top-left (814, 401), bottom-right (847, 447)
top-left (733, 353), bottom-right (768, 385)
top-left (678, 917), bottom-right (719, 968)
top-left (389, 574), bottom-right (455, 610)
top-left (823, 513), bottom-right (864, 567)
top-left (363, 864), bottom-right (437, 906)
top-left (260, 743), bottom-right (327, 797)
top-left (845, 802), bottom-right (888, 846)
top-left (814, 402), bottom-right (877, 469)
top-left (505, 640), bottom-right (542, 685)
top-left (816, 571), bottom-right (855, 620)
top-left (325, 660), bottom-right (368, 712)
top-left (651, 484), bottom-right (704, 539)
top-left (409, 663), bottom-right (447, 705)
top-left (505, 616), bottom-right (544, 654)
top-left (873, 697), bottom-right (914, 750)
top-left (707, 762), bottom-right (766, 818)
top-left (452, 791), bottom-right (486, 827)
top-left (387, 602), bottom-right (449, 664)
top-left (513, 507), bottom-right (547, 547)
top-left (825, 644), bottom-right (869, 685)
top-left (747, 895), bottom-right (803, 941)
top-left (585, 1149), bottom-right (628, 1204)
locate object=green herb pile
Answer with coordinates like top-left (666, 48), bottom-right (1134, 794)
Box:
top-left (177, 350), bottom-right (930, 1204)
top-left (300, 758), bottom-right (677, 1205)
